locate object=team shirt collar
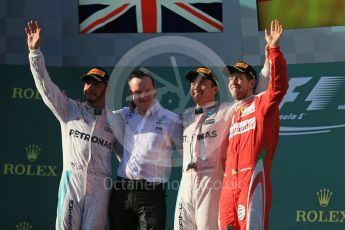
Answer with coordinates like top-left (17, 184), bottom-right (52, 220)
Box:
top-left (195, 101), bottom-right (217, 114)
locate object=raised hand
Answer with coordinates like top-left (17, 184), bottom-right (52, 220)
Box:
top-left (265, 20), bottom-right (283, 48)
top-left (25, 21), bottom-right (41, 50)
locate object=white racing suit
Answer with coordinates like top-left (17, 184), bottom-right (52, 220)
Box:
top-left (29, 49), bottom-right (120, 230)
top-left (174, 102), bottom-right (232, 230)
top-left (174, 67), bottom-right (269, 230)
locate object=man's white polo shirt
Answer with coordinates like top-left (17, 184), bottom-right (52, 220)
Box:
top-left (113, 100), bottom-right (182, 183)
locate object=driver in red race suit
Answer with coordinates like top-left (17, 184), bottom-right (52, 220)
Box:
top-left (174, 57), bottom-right (270, 229)
top-left (219, 20), bottom-right (288, 230)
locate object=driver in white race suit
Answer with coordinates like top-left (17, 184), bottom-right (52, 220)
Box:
top-left (174, 55), bottom-right (270, 230)
top-left (25, 20), bottom-right (122, 230)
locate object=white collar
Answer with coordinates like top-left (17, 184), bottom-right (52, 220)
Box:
top-left (195, 101), bottom-right (217, 114)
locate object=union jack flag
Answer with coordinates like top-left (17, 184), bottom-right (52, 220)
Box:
top-left (79, 0), bottom-right (223, 33)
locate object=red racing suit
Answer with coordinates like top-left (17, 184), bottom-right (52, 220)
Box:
top-left (219, 47), bottom-right (288, 230)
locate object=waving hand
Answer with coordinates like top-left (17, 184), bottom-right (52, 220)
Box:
top-left (265, 20), bottom-right (283, 48)
top-left (25, 21), bottom-right (41, 50)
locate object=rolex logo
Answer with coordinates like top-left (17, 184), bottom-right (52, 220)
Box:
top-left (2, 144), bottom-right (58, 177)
top-left (296, 188), bottom-right (345, 223)
top-left (317, 188), bottom-right (332, 207)
top-left (25, 145), bottom-right (41, 162)
top-left (16, 221), bottom-right (32, 230)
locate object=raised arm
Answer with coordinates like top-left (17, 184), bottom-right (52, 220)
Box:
top-left (25, 21), bottom-right (70, 121)
top-left (263, 20), bottom-right (289, 107)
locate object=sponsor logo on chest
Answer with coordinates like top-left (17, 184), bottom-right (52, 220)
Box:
top-left (229, 117), bottom-right (256, 138)
top-left (69, 129), bottom-right (112, 150)
top-left (104, 123), bottom-right (113, 133)
top-left (240, 102), bottom-right (255, 117)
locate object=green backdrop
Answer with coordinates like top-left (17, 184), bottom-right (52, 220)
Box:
top-left (1, 62), bottom-right (345, 229)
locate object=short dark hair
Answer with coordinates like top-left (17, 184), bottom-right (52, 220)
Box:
top-left (127, 69), bottom-right (155, 89)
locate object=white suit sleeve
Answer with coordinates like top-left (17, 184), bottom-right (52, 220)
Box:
top-left (108, 109), bottom-right (125, 161)
top-left (169, 114), bottom-right (183, 155)
top-left (29, 49), bottom-right (69, 122)
top-left (255, 63), bottom-right (270, 94)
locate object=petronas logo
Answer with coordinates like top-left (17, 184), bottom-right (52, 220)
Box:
top-left (317, 188), bottom-right (332, 208)
top-left (16, 221), bottom-right (32, 230)
top-left (25, 145), bottom-right (41, 162)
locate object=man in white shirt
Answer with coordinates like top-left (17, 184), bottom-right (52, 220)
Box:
top-left (109, 69), bottom-right (183, 230)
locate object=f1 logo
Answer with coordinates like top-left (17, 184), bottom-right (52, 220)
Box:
top-left (279, 76), bottom-right (345, 111)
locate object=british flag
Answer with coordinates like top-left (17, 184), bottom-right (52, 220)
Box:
top-left (79, 0), bottom-right (223, 33)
